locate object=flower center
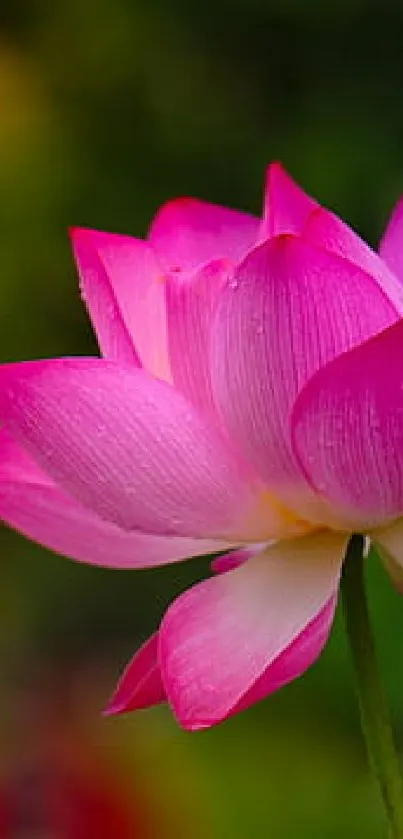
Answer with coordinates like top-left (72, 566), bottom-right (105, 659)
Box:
top-left (238, 488), bottom-right (317, 543)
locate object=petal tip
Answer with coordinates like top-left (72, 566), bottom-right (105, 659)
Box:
top-left (179, 719), bottom-right (213, 732)
top-left (102, 699), bottom-right (127, 718)
top-left (267, 159), bottom-right (286, 176)
top-left (101, 703), bottom-right (119, 718)
top-left (68, 225), bottom-right (97, 243)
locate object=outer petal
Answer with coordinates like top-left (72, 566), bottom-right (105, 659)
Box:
top-left (379, 195), bottom-right (403, 283)
top-left (0, 429), bottom-right (229, 568)
top-left (211, 235), bottom-right (400, 515)
top-left (0, 357), bottom-right (296, 542)
top-left (233, 593), bottom-right (337, 715)
top-left (159, 531), bottom-right (345, 730)
top-left (70, 228), bottom-right (140, 365)
top-left (104, 634), bottom-right (165, 714)
top-left (260, 161), bottom-right (317, 238)
top-left (70, 228), bottom-right (171, 381)
top-left (371, 518), bottom-right (403, 593)
top-left (105, 597), bottom-right (337, 720)
top-left (148, 197), bottom-right (259, 271)
top-left (303, 208), bottom-right (403, 307)
top-left (292, 320), bottom-right (403, 528)
top-left (103, 544), bottom-right (262, 716)
top-left (166, 259), bottom-right (231, 419)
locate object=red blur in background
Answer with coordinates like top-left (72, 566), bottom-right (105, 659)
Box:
top-left (0, 656), bottom-right (160, 839)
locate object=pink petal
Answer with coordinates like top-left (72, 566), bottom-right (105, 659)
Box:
top-left (70, 228), bottom-right (140, 365)
top-left (148, 197), bottom-right (259, 271)
top-left (104, 563), bottom-right (335, 720)
top-left (303, 208), bottom-right (403, 307)
top-left (233, 593), bottom-right (337, 714)
top-left (210, 544), bottom-right (265, 574)
top-left (0, 428), bottom-right (229, 568)
top-left (70, 228), bottom-right (171, 381)
top-left (103, 540), bottom-right (335, 721)
top-left (260, 162), bottom-right (317, 238)
top-left (292, 319), bottom-right (403, 527)
top-left (0, 357), bottom-right (292, 541)
top-left (104, 634), bottom-right (165, 715)
top-left (211, 235), bottom-right (400, 516)
top-left (166, 259), bottom-right (231, 419)
top-left (159, 531), bottom-right (345, 730)
top-left (379, 196), bottom-right (403, 283)
top-left (371, 518), bottom-right (403, 593)
top-left (103, 543), bottom-right (261, 716)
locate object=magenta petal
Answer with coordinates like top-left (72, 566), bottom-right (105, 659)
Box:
top-left (104, 633), bottom-right (165, 715)
top-left (303, 208), bottom-right (403, 308)
top-left (260, 162), bottom-right (317, 238)
top-left (159, 532), bottom-right (345, 730)
top-left (211, 235), bottom-right (400, 511)
top-left (70, 228), bottom-right (140, 365)
top-left (292, 319), bottom-right (403, 526)
top-left (71, 228), bottom-right (171, 381)
top-left (379, 196), bottom-right (403, 283)
top-left (210, 544), bottom-right (265, 574)
top-left (166, 259), bottom-right (231, 419)
top-left (0, 357), bottom-right (276, 540)
top-left (103, 544), bottom-right (266, 715)
top-left (234, 593), bottom-right (337, 714)
top-left (149, 197), bottom-right (259, 271)
top-left (0, 429), bottom-right (229, 568)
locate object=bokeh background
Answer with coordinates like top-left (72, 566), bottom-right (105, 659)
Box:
top-left (2, 0), bottom-right (403, 835)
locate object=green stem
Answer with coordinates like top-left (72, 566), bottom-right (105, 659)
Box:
top-left (341, 535), bottom-right (403, 837)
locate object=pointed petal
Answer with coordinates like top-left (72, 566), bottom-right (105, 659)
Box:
top-left (379, 196), bottom-right (403, 283)
top-left (292, 320), bottom-right (403, 527)
top-left (0, 429), bottom-right (229, 568)
top-left (303, 208), bottom-right (403, 308)
top-left (159, 531), bottom-right (345, 730)
top-left (71, 228), bottom-right (171, 381)
top-left (70, 227), bottom-right (140, 365)
top-left (104, 541), bottom-right (336, 721)
top-left (261, 162), bottom-right (317, 238)
top-left (211, 235), bottom-right (399, 516)
top-left (103, 542), bottom-right (259, 715)
top-left (149, 198), bottom-right (259, 271)
top-left (0, 357), bottom-right (294, 542)
top-left (166, 259), bottom-right (230, 419)
top-left (104, 634), bottom-right (165, 715)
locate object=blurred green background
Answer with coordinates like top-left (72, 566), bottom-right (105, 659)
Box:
top-left (2, 0), bottom-right (403, 835)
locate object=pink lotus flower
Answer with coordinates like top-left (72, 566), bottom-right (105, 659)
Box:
top-left (2, 163), bottom-right (403, 730)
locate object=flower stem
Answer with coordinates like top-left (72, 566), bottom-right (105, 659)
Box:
top-left (341, 534), bottom-right (403, 837)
